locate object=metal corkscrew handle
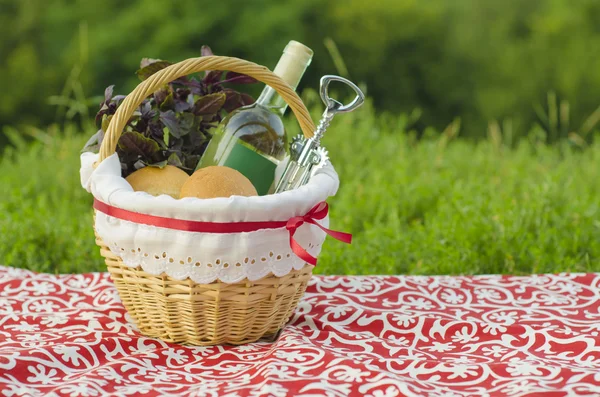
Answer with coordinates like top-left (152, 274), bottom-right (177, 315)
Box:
top-left (274, 75), bottom-right (365, 194)
top-left (313, 75), bottom-right (365, 145)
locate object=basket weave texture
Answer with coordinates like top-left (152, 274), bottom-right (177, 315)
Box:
top-left (93, 56), bottom-right (319, 345)
top-left (97, 236), bottom-right (312, 345)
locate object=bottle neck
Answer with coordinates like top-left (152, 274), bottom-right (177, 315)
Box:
top-left (256, 86), bottom-right (287, 116)
top-left (256, 41), bottom-right (313, 116)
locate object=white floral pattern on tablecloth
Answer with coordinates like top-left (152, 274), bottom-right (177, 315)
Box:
top-left (1, 266), bottom-right (600, 396)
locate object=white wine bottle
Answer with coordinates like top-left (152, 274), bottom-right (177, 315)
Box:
top-left (196, 41), bottom-right (313, 195)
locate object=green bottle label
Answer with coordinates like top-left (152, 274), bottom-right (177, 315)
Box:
top-left (223, 141), bottom-right (277, 195)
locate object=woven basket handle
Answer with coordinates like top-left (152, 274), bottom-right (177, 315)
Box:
top-left (98, 56), bottom-right (316, 163)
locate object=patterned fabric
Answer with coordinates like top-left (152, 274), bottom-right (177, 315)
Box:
top-left (1, 266), bottom-right (600, 397)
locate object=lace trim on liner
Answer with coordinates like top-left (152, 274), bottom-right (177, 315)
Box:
top-left (104, 240), bottom-right (320, 284)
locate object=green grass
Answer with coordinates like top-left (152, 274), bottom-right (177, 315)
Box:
top-left (0, 125), bottom-right (98, 273)
top-left (1, 105), bottom-right (599, 275)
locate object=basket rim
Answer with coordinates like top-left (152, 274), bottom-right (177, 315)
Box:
top-left (83, 152), bottom-right (339, 222)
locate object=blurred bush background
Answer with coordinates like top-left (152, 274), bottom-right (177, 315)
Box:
top-left (2, 0), bottom-right (600, 274)
top-left (2, 0), bottom-right (600, 142)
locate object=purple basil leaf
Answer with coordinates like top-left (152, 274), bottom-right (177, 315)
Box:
top-left (189, 79), bottom-right (206, 95)
top-left (218, 72), bottom-right (258, 85)
top-left (148, 121), bottom-right (164, 140)
top-left (118, 144), bottom-right (141, 162)
top-left (174, 87), bottom-right (191, 99)
top-left (117, 131), bottom-right (161, 160)
top-left (107, 102), bottom-right (118, 114)
top-left (136, 60), bottom-right (173, 81)
top-left (241, 93), bottom-right (256, 106)
top-left (160, 111), bottom-right (193, 139)
top-left (175, 100), bottom-right (192, 112)
top-left (96, 108), bottom-right (110, 127)
top-left (203, 70), bottom-right (223, 86)
top-left (222, 89), bottom-right (244, 112)
top-left (172, 76), bottom-right (190, 85)
top-left (132, 121), bottom-right (146, 134)
top-left (113, 95), bottom-right (126, 106)
top-left (96, 92), bottom-right (126, 128)
top-left (173, 88), bottom-right (193, 111)
top-left (191, 83), bottom-right (206, 96)
top-left (173, 77), bottom-right (205, 95)
top-left (95, 108), bottom-right (107, 128)
top-left (160, 110), bottom-right (181, 138)
top-left (201, 45), bottom-right (214, 57)
top-left (209, 85), bottom-right (224, 95)
top-left (95, 85), bottom-right (114, 127)
top-left (81, 129), bottom-right (105, 153)
top-left (104, 85), bottom-right (115, 105)
top-left (133, 103), bottom-right (154, 134)
top-left (193, 92), bottom-right (226, 115)
top-left (153, 88), bottom-right (169, 107)
top-left (140, 101), bottom-right (157, 119)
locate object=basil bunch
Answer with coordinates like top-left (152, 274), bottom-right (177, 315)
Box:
top-left (83, 46), bottom-right (256, 177)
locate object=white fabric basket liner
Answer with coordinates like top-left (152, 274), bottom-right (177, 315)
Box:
top-left (80, 152), bottom-right (340, 284)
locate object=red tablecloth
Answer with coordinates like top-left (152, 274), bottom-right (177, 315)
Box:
top-left (1, 266), bottom-right (600, 397)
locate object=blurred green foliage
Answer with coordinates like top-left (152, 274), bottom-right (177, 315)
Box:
top-left (1, 0), bottom-right (600, 141)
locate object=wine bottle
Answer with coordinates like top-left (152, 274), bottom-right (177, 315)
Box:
top-left (196, 40), bottom-right (313, 195)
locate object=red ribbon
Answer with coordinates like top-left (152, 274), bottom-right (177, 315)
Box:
top-left (93, 199), bottom-right (352, 266)
top-left (286, 202), bottom-right (352, 265)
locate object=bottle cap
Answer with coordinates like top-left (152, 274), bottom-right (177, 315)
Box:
top-left (284, 40), bottom-right (313, 66)
top-left (274, 40), bottom-right (313, 90)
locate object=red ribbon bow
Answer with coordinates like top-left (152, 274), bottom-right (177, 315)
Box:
top-left (286, 202), bottom-right (352, 265)
top-left (93, 199), bottom-right (352, 266)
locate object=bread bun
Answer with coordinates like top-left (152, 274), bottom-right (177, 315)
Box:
top-left (179, 166), bottom-right (258, 199)
top-left (126, 165), bottom-right (189, 198)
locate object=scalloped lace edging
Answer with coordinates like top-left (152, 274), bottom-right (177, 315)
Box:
top-left (104, 240), bottom-right (320, 284)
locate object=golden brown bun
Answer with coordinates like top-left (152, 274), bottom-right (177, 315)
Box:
top-left (126, 165), bottom-right (189, 199)
top-left (179, 166), bottom-right (258, 199)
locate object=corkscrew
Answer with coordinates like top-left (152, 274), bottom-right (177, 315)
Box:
top-left (275, 75), bottom-right (365, 193)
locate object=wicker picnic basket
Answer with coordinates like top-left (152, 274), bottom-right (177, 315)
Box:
top-left (92, 56), bottom-right (323, 346)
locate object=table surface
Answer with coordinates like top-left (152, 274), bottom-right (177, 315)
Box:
top-left (1, 266), bottom-right (600, 397)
